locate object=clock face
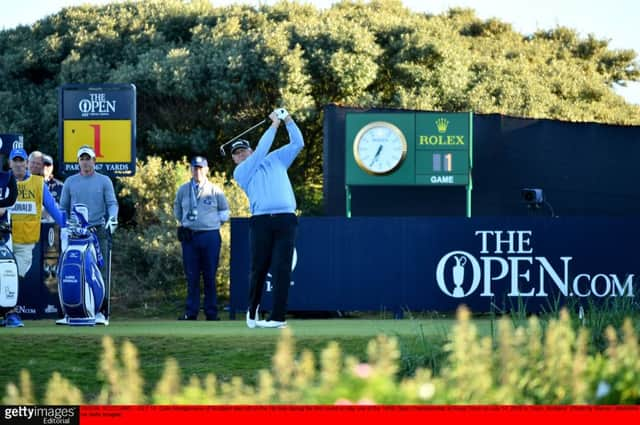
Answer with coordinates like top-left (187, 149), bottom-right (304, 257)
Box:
top-left (353, 122), bottom-right (407, 175)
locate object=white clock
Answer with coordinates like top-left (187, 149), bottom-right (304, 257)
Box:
top-left (353, 121), bottom-right (407, 175)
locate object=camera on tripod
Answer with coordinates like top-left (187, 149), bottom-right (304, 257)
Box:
top-left (521, 188), bottom-right (544, 206)
top-left (521, 188), bottom-right (556, 217)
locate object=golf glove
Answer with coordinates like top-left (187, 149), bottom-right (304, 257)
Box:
top-left (275, 108), bottom-right (289, 120)
top-left (105, 216), bottom-right (118, 234)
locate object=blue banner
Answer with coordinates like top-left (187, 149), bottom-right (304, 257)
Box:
top-left (16, 223), bottom-right (62, 318)
top-left (230, 217), bottom-right (637, 316)
top-left (0, 133), bottom-right (23, 157)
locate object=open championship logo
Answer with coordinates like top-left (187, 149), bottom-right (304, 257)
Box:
top-left (435, 230), bottom-right (635, 299)
top-left (78, 92), bottom-right (116, 117)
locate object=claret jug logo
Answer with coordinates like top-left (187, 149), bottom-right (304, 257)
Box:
top-left (436, 230), bottom-right (635, 299)
top-left (436, 251), bottom-right (481, 298)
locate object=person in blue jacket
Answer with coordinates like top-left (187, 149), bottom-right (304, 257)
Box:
top-left (231, 108), bottom-right (304, 329)
top-left (174, 156), bottom-right (230, 321)
top-left (5, 148), bottom-right (64, 328)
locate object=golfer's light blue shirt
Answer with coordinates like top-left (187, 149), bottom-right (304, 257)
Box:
top-left (233, 121), bottom-right (304, 215)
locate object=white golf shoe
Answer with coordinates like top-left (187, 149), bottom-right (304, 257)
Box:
top-left (95, 312), bottom-right (109, 326)
top-left (256, 320), bottom-right (287, 329)
top-left (55, 316), bottom-right (69, 325)
top-left (246, 305), bottom-right (260, 329)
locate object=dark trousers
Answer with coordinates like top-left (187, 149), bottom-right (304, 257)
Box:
top-left (248, 213), bottom-right (297, 322)
top-left (181, 229), bottom-right (221, 318)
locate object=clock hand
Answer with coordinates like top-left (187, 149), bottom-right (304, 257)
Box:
top-left (370, 144), bottom-right (383, 167)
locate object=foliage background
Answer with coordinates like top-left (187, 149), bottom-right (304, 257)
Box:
top-left (1, 0), bottom-right (639, 312)
top-left (2, 0), bottom-right (640, 182)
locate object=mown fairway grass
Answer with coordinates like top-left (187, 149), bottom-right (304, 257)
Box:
top-left (1, 317), bottom-right (493, 402)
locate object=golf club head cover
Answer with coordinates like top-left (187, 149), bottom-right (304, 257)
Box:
top-left (275, 108), bottom-right (289, 120)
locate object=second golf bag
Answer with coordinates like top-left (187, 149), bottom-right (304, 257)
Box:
top-left (0, 220), bottom-right (18, 309)
top-left (57, 204), bottom-right (105, 326)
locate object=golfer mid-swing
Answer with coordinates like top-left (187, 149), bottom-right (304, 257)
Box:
top-left (231, 108), bottom-right (304, 329)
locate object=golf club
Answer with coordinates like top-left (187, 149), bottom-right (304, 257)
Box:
top-left (219, 119), bottom-right (267, 156)
top-left (106, 227), bottom-right (113, 321)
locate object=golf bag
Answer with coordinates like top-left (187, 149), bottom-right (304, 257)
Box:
top-left (0, 221), bottom-right (18, 309)
top-left (57, 204), bottom-right (105, 326)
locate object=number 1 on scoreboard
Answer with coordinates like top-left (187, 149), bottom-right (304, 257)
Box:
top-left (432, 153), bottom-right (452, 172)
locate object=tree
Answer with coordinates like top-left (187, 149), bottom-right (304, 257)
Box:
top-left (0, 0), bottom-right (639, 215)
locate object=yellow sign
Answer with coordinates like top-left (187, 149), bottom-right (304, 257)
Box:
top-left (63, 120), bottom-right (131, 163)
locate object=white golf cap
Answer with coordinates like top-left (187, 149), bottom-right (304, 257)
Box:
top-left (77, 145), bottom-right (96, 159)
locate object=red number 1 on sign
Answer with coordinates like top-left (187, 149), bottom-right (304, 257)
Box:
top-left (89, 124), bottom-right (103, 157)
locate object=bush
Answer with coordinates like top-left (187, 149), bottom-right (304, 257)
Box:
top-left (112, 156), bottom-right (249, 316)
top-left (4, 308), bottom-right (640, 404)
